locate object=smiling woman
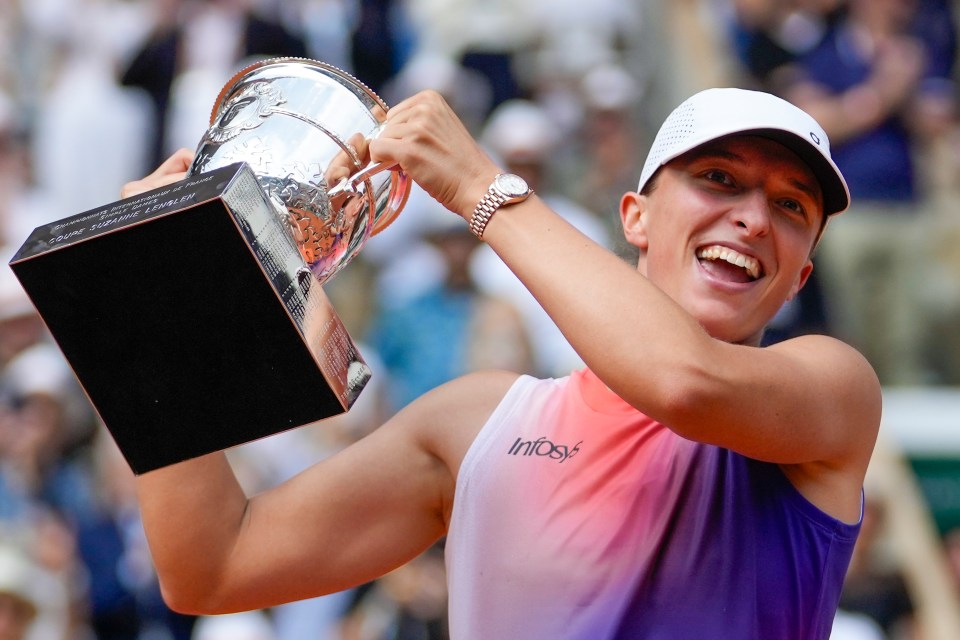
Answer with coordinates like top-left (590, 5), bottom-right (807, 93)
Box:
top-left (622, 132), bottom-right (825, 348)
top-left (124, 86), bottom-right (880, 640)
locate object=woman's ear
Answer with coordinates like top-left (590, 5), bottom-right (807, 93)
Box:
top-left (620, 191), bottom-right (649, 250)
top-left (786, 260), bottom-right (815, 302)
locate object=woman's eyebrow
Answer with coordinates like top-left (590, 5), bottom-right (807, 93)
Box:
top-left (788, 177), bottom-right (820, 202)
top-left (689, 145), bottom-right (821, 200)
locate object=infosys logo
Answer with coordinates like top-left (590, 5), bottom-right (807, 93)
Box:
top-left (507, 436), bottom-right (582, 463)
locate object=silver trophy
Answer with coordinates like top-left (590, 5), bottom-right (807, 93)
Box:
top-left (190, 57), bottom-right (411, 282)
top-left (9, 58), bottom-right (413, 474)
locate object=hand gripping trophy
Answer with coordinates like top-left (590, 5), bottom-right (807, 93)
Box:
top-left (191, 57), bottom-right (410, 281)
top-left (9, 59), bottom-right (411, 474)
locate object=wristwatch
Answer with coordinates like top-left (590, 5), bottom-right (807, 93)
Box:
top-left (469, 173), bottom-right (533, 239)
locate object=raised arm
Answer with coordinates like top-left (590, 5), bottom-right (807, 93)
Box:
top-left (372, 92), bottom-right (880, 497)
top-left (134, 403), bottom-right (446, 614)
top-left (134, 369), bottom-right (515, 614)
top-left (480, 205), bottom-right (879, 467)
top-left (121, 153), bottom-right (517, 613)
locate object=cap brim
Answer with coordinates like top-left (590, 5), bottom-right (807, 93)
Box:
top-left (743, 129), bottom-right (850, 216)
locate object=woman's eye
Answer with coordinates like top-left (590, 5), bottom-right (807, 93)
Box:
top-left (780, 198), bottom-right (802, 213)
top-left (778, 198), bottom-right (809, 220)
top-left (703, 169), bottom-right (733, 185)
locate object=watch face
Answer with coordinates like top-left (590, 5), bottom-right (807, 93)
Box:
top-left (495, 173), bottom-right (530, 198)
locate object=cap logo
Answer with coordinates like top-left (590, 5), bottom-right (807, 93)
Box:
top-left (809, 132), bottom-right (821, 145)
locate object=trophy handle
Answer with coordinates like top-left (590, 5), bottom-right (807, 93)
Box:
top-left (336, 120), bottom-right (410, 236)
top-left (331, 159), bottom-right (396, 193)
top-left (372, 164), bottom-right (409, 236)
top-left (328, 160), bottom-right (409, 236)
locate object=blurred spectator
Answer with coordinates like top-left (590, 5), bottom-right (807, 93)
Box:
top-left (191, 610), bottom-right (276, 640)
top-left (0, 540), bottom-right (42, 640)
top-left (120, 0), bottom-right (309, 167)
top-left (350, 0), bottom-right (403, 95)
top-left (30, 509), bottom-right (87, 640)
top-left (0, 270), bottom-right (45, 522)
top-left (280, 0), bottom-right (356, 73)
top-left (760, 270), bottom-right (831, 345)
top-left (470, 98), bottom-right (611, 378)
top-left (404, 0), bottom-right (540, 116)
top-left (0, 266), bottom-right (43, 373)
top-left (945, 525), bottom-right (960, 592)
top-left (361, 52), bottom-right (497, 335)
top-left (0, 524), bottom-right (77, 640)
top-left (838, 498), bottom-right (915, 639)
top-left (0, 342), bottom-right (96, 523)
top-left (0, 78), bottom-right (88, 254)
top-left (342, 191), bottom-right (447, 337)
top-left (830, 608), bottom-right (888, 640)
top-left (724, 0), bottom-right (844, 93)
top-left (381, 53), bottom-right (493, 135)
top-left (74, 430), bottom-right (196, 640)
top-left (528, 0), bottom-right (644, 85)
top-left (341, 544), bottom-right (448, 640)
top-left (0, 94), bottom-right (38, 251)
top-left (365, 185), bottom-right (533, 410)
top-left (781, 0), bottom-right (957, 385)
top-left (0, 267), bottom-right (97, 528)
top-left (569, 63), bottom-right (647, 235)
top-left (522, 0), bottom-right (645, 139)
top-left (26, 0), bottom-right (155, 220)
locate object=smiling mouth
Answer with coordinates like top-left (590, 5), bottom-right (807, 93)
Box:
top-left (696, 245), bottom-right (762, 282)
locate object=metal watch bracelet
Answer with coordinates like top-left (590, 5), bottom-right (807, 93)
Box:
top-left (469, 189), bottom-right (507, 239)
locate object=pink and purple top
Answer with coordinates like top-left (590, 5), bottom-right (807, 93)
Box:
top-left (446, 368), bottom-right (861, 639)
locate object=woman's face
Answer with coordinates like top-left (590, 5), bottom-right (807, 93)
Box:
top-left (621, 135), bottom-right (824, 345)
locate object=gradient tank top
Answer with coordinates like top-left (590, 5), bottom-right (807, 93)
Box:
top-left (445, 369), bottom-right (861, 639)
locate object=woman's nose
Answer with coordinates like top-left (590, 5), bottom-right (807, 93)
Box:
top-left (731, 189), bottom-right (771, 237)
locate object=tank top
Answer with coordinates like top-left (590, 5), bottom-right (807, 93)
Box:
top-left (445, 369), bottom-right (861, 639)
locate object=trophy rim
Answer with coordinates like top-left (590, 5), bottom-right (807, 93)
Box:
top-left (204, 56), bottom-right (408, 240)
top-left (208, 57), bottom-right (391, 126)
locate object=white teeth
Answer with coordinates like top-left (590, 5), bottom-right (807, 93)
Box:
top-left (696, 245), bottom-right (761, 280)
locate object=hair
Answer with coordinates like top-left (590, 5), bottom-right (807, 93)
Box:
top-left (639, 170), bottom-right (659, 197)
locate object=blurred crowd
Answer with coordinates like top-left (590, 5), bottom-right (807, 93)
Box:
top-left (0, 0), bottom-right (958, 638)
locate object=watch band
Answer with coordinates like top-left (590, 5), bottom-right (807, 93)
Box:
top-left (469, 173), bottom-right (532, 239)
top-left (469, 187), bottom-right (508, 239)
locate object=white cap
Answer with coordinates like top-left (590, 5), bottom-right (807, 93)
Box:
top-left (638, 88), bottom-right (850, 216)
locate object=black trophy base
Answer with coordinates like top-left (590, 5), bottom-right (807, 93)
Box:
top-left (10, 163), bottom-right (370, 474)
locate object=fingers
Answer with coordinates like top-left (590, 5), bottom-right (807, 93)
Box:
top-left (348, 132), bottom-right (370, 161)
top-left (149, 148), bottom-right (195, 179)
top-left (374, 91), bottom-right (498, 219)
top-left (121, 148), bottom-right (195, 199)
